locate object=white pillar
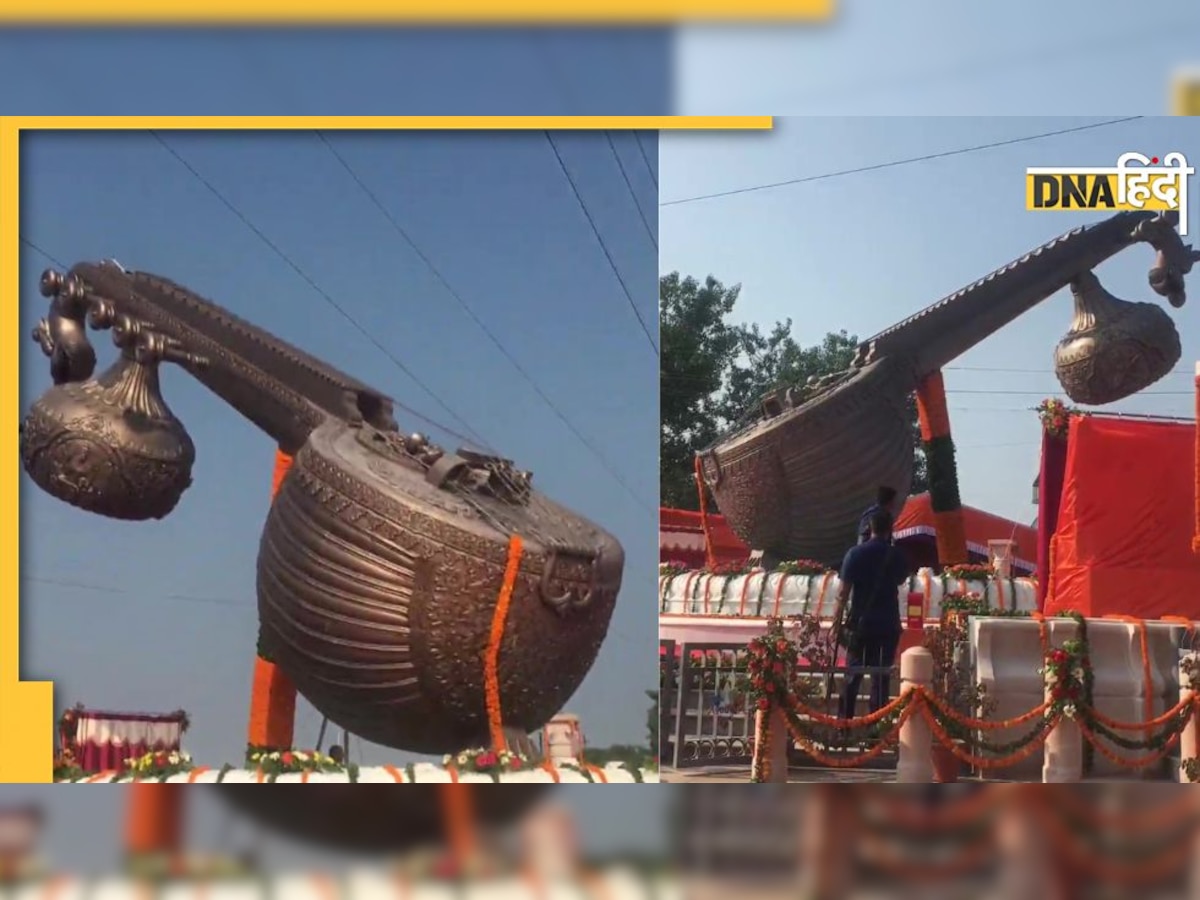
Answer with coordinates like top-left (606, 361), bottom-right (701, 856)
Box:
top-left (1042, 681), bottom-right (1083, 783)
top-left (1180, 651), bottom-right (1198, 783)
top-left (895, 646), bottom-right (934, 782)
top-left (754, 707), bottom-right (789, 783)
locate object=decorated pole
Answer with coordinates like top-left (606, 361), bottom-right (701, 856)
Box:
top-left (915, 371), bottom-right (968, 566)
top-left (245, 450), bottom-right (298, 758)
top-left (1036, 400), bottom-right (1072, 610)
top-left (124, 784), bottom-right (184, 870)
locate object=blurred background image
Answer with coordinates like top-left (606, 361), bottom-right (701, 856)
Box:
top-left (0, 786), bottom-right (667, 879)
top-left (2, 786), bottom-right (1199, 900)
top-left (0, 2), bottom-right (1197, 119)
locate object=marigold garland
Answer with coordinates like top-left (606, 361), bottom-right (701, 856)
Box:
top-left (484, 533), bottom-right (524, 752)
top-left (941, 563), bottom-right (994, 582)
top-left (1047, 785), bottom-right (1200, 831)
top-left (922, 703), bottom-right (1056, 769)
top-left (856, 830), bottom-right (997, 882)
top-left (1033, 798), bottom-right (1196, 886)
top-left (860, 788), bottom-right (998, 832)
top-left (693, 456), bottom-right (717, 571)
top-left (784, 697), bottom-right (916, 768)
top-left (777, 558), bottom-right (833, 577)
top-left (1036, 398), bottom-right (1078, 439)
top-left (125, 749), bottom-right (194, 781)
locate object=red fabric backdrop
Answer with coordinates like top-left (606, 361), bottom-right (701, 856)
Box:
top-left (1045, 415), bottom-right (1200, 620)
top-left (1036, 431), bottom-right (1069, 608)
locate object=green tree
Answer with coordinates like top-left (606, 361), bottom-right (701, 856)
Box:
top-left (646, 689), bottom-right (659, 755)
top-left (660, 271), bottom-right (927, 511)
top-left (659, 273), bottom-right (745, 509)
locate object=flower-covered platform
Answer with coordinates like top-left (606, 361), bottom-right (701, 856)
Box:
top-left (58, 761), bottom-right (657, 783)
top-left (660, 562), bottom-right (1037, 621)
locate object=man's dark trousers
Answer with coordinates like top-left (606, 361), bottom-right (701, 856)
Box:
top-left (839, 630), bottom-right (900, 720)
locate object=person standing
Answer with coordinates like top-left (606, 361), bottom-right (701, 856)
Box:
top-left (832, 510), bottom-right (909, 719)
top-left (858, 485), bottom-right (899, 544)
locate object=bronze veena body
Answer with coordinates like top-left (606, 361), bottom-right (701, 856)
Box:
top-left (701, 211), bottom-right (1199, 566)
top-left (22, 262), bottom-right (624, 753)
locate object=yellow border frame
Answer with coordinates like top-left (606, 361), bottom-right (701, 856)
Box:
top-left (1173, 70), bottom-right (1200, 116)
top-left (0, 114), bottom-right (770, 783)
top-left (0, 0), bottom-right (832, 23)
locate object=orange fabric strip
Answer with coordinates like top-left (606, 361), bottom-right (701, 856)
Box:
top-left (246, 449), bottom-right (298, 749)
top-left (124, 783), bottom-right (183, 855)
top-left (485, 534), bottom-right (525, 751)
top-left (439, 783), bottom-right (477, 863)
top-left (247, 656), bottom-right (297, 748)
top-left (916, 371), bottom-right (950, 440)
top-left (694, 456), bottom-right (717, 570)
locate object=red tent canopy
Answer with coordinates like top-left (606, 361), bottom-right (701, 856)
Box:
top-left (661, 493), bottom-right (1036, 572)
top-left (894, 493), bottom-right (1037, 574)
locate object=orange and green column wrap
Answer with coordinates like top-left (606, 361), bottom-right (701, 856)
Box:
top-left (246, 449), bottom-right (298, 755)
top-left (916, 371), bottom-right (968, 566)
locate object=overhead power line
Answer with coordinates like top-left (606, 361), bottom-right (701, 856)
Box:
top-left (313, 131), bottom-right (653, 513)
top-left (633, 131), bottom-right (658, 188)
top-left (605, 131), bottom-right (658, 250)
top-left (20, 236), bottom-right (67, 269)
top-left (660, 116), bottom-right (1145, 207)
top-left (150, 131), bottom-right (491, 451)
top-left (544, 130), bottom-right (660, 356)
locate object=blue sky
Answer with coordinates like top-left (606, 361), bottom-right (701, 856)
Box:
top-left (677, 0), bottom-right (1200, 115)
top-left (660, 116), bottom-right (1200, 527)
top-left (0, 29), bottom-right (670, 115)
top-left (19, 127), bottom-right (659, 763)
top-left (0, 785), bottom-right (667, 872)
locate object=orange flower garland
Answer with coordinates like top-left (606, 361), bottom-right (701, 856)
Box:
top-left (484, 534), bottom-right (525, 752)
top-left (857, 831), bottom-right (997, 882)
top-left (693, 456), bottom-right (717, 571)
top-left (784, 712), bottom-right (912, 768)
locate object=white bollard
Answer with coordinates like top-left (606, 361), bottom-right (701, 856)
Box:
top-left (1042, 675), bottom-right (1083, 783)
top-left (895, 646), bottom-right (934, 782)
top-left (754, 707), bottom-right (789, 783)
top-left (1180, 651), bottom-right (1198, 784)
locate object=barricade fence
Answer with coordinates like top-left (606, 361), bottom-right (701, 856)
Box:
top-left (662, 611), bottom-right (1200, 782)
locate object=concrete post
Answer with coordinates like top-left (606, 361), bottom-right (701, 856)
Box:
top-left (895, 646), bottom-right (934, 782)
top-left (1179, 651), bottom-right (1198, 784)
top-left (754, 707), bottom-right (789, 783)
top-left (1042, 675), bottom-right (1083, 783)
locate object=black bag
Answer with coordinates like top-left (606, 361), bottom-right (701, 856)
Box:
top-left (842, 545), bottom-right (896, 657)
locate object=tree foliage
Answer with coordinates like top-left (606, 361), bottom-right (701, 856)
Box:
top-left (660, 271), bottom-right (926, 511)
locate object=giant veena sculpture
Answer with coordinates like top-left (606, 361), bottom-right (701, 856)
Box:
top-left (700, 210), bottom-right (1199, 565)
top-left (22, 262), bottom-right (624, 753)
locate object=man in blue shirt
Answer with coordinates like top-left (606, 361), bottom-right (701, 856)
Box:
top-left (858, 485), bottom-right (899, 544)
top-left (832, 509), bottom-right (910, 719)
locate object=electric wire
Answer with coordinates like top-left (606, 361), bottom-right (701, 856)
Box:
top-left (544, 129), bottom-right (660, 356)
top-left (633, 131), bottom-right (658, 188)
top-left (605, 130), bottom-right (658, 250)
top-left (312, 131), bottom-right (653, 513)
top-left (660, 116), bottom-right (1145, 207)
top-left (150, 130), bottom-right (491, 451)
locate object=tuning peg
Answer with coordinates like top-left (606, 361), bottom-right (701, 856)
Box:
top-left (39, 269), bottom-right (63, 298)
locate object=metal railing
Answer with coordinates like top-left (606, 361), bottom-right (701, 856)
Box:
top-left (660, 640), bottom-right (900, 770)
